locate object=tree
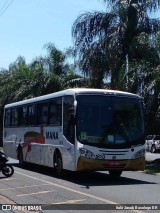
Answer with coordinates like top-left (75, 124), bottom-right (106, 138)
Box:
top-left (43, 43), bottom-right (69, 77)
top-left (72, 0), bottom-right (160, 89)
top-left (118, 31), bottom-right (160, 134)
top-left (29, 56), bottom-right (63, 96)
top-left (43, 43), bottom-right (87, 89)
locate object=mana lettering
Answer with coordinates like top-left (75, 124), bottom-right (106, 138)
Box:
top-left (46, 131), bottom-right (58, 140)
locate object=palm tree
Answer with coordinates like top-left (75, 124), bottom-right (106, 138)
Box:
top-left (72, 0), bottom-right (160, 89)
top-left (29, 56), bottom-right (63, 96)
top-left (43, 43), bottom-right (88, 89)
top-left (43, 43), bottom-right (70, 77)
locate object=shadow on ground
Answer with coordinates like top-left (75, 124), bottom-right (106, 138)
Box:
top-left (10, 162), bottom-right (158, 187)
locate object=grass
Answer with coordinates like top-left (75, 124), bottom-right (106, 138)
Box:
top-left (145, 159), bottom-right (160, 175)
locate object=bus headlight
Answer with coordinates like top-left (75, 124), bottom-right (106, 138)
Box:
top-left (79, 148), bottom-right (95, 159)
top-left (132, 149), bottom-right (145, 159)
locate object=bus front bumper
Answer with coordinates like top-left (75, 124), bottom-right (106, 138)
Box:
top-left (77, 156), bottom-right (145, 171)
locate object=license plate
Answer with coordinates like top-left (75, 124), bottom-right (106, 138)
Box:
top-left (109, 161), bottom-right (120, 166)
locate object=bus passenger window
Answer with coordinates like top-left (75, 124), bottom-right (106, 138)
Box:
top-left (18, 106), bottom-right (27, 126)
top-left (41, 105), bottom-right (48, 124)
top-left (49, 104), bottom-right (56, 124)
top-left (11, 108), bottom-right (18, 126)
top-left (37, 102), bottom-right (48, 125)
top-left (28, 105), bottom-right (37, 125)
top-left (5, 109), bottom-right (11, 127)
top-left (49, 98), bottom-right (62, 125)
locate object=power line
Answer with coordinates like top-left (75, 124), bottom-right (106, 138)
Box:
top-left (0, 0), bottom-right (14, 17)
top-left (0, 0), bottom-right (10, 13)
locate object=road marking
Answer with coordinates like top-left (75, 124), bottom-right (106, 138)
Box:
top-left (17, 190), bottom-right (54, 196)
top-left (15, 171), bottom-right (145, 213)
top-left (0, 183), bottom-right (50, 191)
top-left (0, 178), bottom-right (17, 181)
top-left (15, 171), bottom-right (117, 204)
top-left (52, 199), bottom-right (86, 204)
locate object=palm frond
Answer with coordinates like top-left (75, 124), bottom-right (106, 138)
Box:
top-left (72, 11), bottom-right (118, 54)
top-left (103, 0), bottom-right (160, 11)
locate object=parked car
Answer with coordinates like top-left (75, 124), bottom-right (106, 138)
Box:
top-left (145, 135), bottom-right (160, 153)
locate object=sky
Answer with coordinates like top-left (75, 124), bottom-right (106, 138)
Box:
top-left (0, 0), bottom-right (106, 69)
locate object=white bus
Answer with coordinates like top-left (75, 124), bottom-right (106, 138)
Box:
top-left (3, 88), bottom-right (145, 177)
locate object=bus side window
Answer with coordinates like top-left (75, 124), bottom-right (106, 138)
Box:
top-left (63, 96), bottom-right (75, 144)
top-left (11, 108), bottom-right (18, 127)
top-left (18, 106), bottom-right (27, 126)
top-left (49, 104), bottom-right (56, 124)
top-left (28, 104), bottom-right (37, 126)
top-left (37, 102), bottom-right (48, 125)
top-left (49, 98), bottom-right (62, 126)
top-left (5, 109), bottom-right (11, 127)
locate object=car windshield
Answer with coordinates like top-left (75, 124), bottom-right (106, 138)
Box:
top-left (76, 94), bottom-right (144, 148)
top-left (154, 136), bottom-right (160, 140)
top-left (146, 135), bottom-right (154, 140)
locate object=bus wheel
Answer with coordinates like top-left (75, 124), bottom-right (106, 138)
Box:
top-left (54, 151), bottom-right (63, 176)
top-left (109, 170), bottom-right (122, 178)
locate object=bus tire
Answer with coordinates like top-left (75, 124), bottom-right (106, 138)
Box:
top-left (54, 150), bottom-right (63, 176)
top-left (109, 170), bottom-right (122, 178)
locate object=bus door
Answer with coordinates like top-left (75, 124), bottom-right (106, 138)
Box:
top-left (63, 96), bottom-right (76, 171)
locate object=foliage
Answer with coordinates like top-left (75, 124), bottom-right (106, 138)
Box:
top-left (0, 44), bottom-right (87, 145)
top-left (145, 159), bottom-right (160, 175)
top-left (72, 0), bottom-right (160, 89)
top-left (0, 1), bottom-right (160, 140)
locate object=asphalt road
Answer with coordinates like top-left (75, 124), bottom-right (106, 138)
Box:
top-left (0, 154), bottom-right (160, 213)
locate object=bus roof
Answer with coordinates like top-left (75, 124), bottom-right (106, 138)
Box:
top-left (5, 88), bottom-right (141, 108)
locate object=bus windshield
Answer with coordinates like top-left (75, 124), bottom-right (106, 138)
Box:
top-left (76, 95), bottom-right (144, 148)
